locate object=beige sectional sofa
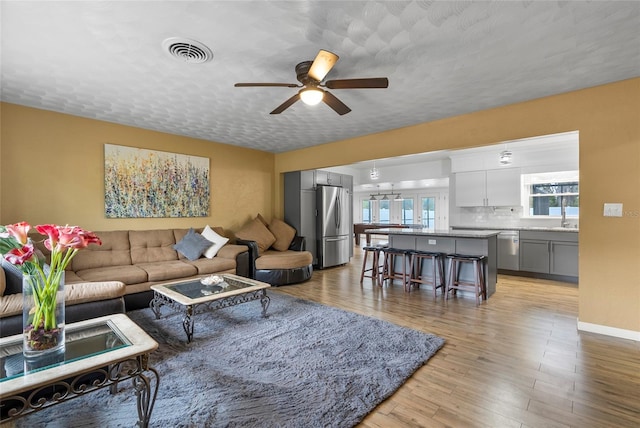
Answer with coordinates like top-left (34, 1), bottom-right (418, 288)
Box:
top-left (64, 227), bottom-right (250, 309)
top-left (0, 227), bottom-right (247, 312)
top-left (1, 226), bottom-right (247, 336)
top-left (0, 221), bottom-right (312, 335)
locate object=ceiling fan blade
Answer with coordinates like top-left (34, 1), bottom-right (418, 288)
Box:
top-left (323, 91), bottom-right (351, 115)
top-left (270, 93), bottom-right (301, 114)
top-left (308, 49), bottom-right (339, 82)
top-left (324, 77), bottom-right (389, 89)
top-left (235, 83), bottom-right (300, 88)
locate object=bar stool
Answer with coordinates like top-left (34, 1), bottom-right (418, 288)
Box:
top-left (445, 254), bottom-right (486, 305)
top-left (410, 251), bottom-right (445, 297)
top-left (360, 245), bottom-right (383, 284)
top-left (381, 248), bottom-right (412, 291)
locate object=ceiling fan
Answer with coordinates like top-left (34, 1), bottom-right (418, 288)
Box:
top-left (234, 50), bottom-right (389, 115)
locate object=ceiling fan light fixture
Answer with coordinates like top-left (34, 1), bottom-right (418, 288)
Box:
top-left (299, 87), bottom-right (324, 105)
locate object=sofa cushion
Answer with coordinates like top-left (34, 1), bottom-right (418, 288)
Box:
top-left (255, 250), bottom-right (313, 270)
top-left (130, 229), bottom-right (179, 264)
top-left (1, 260), bottom-right (23, 296)
top-left (0, 293), bottom-right (21, 318)
top-left (137, 261), bottom-right (198, 282)
top-left (173, 228), bottom-right (212, 261)
top-left (0, 281), bottom-right (126, 318)
top-left (216, 244), bottom-right (249, 260)
top-left (72, 230), bottom-right (132, 271)
top-left (186, 257), bottom-right (236, 275)
top-left (268, 218), bottom-right (296, 252)
top-left (76, 265), bottom-right (148, 285)
top-left (236, 217), bottom-right (276, 255)
top-left (65, 281), bottom-right (126, 305)
top-left (200, 225), bottom-right (229, 259)
top-left (257, 213), bottom-right (269, 226)
top-left (64, 270), bottom-right (85, 284)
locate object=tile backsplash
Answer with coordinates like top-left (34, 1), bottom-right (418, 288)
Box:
top-left (452, 206), bottom-right (579, 229)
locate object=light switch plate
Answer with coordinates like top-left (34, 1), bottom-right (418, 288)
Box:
top-left (604, 203), bottom-right (623, 217)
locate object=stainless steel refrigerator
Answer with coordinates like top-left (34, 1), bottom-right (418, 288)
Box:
top-left (316, 185), bottom-right (351, 268)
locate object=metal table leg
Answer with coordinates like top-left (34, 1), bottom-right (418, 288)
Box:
top-left (182, 305), bottom-right (195, 343)
top-left (260, 290), bottom-right (270, 317)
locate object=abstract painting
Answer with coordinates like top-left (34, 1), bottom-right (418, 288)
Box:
top-left (104, 144), bottom-right (210, 218)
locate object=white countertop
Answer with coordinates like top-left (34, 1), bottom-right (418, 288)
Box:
top-left (366, 228), bottom-right (500, 238)
top-left (451, 226), bottom-right (579, 233)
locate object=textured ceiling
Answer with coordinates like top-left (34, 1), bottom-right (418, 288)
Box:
top-left (1, 1), bottom-right (639, 154)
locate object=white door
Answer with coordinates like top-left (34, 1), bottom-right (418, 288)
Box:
top-left (418, 192), bottom-right (448, 230)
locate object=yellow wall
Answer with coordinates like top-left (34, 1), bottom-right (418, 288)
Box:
top-left (2, 78), bottom-right (638, 334)
top-left (275, 78), bottom-right (640, 333)
top-left (0, 103), bottom-right (274, 232)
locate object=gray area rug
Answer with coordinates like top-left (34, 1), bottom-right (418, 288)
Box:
top-left (16, 292), bottom-right (444, 427)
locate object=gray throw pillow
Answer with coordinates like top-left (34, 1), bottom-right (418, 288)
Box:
top-left (173, 228), bottom-right (213, 261)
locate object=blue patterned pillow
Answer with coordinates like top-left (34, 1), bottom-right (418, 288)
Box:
top-left (173, 228), bottom-right (212, 261)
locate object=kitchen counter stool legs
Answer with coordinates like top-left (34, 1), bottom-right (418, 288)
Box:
top-left (360, 245), bottom-right (383, 284)
top-left (445, 254), bottom-right (486, 305)
top-left (381, 248), bottom-right (412, 291)
top-left (410, 251), bottom-right (445, 297)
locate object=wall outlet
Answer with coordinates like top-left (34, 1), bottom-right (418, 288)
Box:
top-left (604, 203), bottom-right (623, 217)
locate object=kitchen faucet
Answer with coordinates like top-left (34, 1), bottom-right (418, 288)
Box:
top-left (561, 198), bottom-right (570, 228)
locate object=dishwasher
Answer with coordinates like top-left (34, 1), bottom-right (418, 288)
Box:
top-left (497, 231), bottom-right (520, 270)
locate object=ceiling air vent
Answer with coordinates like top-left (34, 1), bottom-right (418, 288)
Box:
top-left (162, 37), bottom-right (213, 64)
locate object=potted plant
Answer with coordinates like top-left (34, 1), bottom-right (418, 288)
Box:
top-left (0, 222), bottom-right (101, 357)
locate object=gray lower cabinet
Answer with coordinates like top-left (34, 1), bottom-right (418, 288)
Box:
top-left (519, 240), bottom-right (551, 273)
top-left (550, 241), bottom-right (579, 277)
top-left (519, 231), bottom-right (578, 278)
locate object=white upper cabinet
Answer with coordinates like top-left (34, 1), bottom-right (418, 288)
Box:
top-left (455, 168), bottom-right (521, 207)
top-left (455, 171), bottom-right (486, 206)
top-left (485, 169), bottom-right (521, 206)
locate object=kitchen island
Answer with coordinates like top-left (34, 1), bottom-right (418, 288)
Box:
top-left (368, 228), bottom-right (499, 297)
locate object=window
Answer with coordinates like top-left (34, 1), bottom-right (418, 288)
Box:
top-left (361, 200), bottom-right (372, 223)
top-left (529, 182), bottom-right (579, 217)
top-left (378, 199), bottom-right (390, 224)
top-left (421, 197), bottom-right (436, 228)
top-left (400, 199), bottom-right (414, 224)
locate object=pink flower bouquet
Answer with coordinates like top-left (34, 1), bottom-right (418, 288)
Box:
top-left (1, 222), bottom-right (101, 352)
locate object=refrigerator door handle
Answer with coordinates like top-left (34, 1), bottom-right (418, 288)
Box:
top-left (325, 237), bottom-right (347, 242)
top-left (336, 194), bottom-right (341, 229)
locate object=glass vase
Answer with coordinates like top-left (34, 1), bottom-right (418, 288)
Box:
top-left (22, 272), bottom-right (66, 359)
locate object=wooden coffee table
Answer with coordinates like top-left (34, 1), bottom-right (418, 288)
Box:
top-left (0, 314), bottom-right (159, 427)
top-left (149, 274), bottom-right (271, 343)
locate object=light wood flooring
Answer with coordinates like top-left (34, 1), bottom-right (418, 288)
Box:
top-left (274, 244), bottom-right (640, 428)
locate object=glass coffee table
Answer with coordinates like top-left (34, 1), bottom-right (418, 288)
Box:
top-left (0, 314), bottom-right (159, 427)
top-left (150, 273), bottom-right (271, 343)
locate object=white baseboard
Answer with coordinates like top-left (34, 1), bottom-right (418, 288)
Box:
top-left (577, 319), bottom-right (640, 342)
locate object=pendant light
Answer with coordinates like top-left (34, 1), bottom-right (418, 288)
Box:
top-left (369, 161), bottom-right (380, 180)
top-left (499, 149), bottom-right (512, 165)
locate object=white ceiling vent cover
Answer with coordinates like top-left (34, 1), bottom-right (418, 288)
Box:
top-left (162, 38), bottom-right (213, 64)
